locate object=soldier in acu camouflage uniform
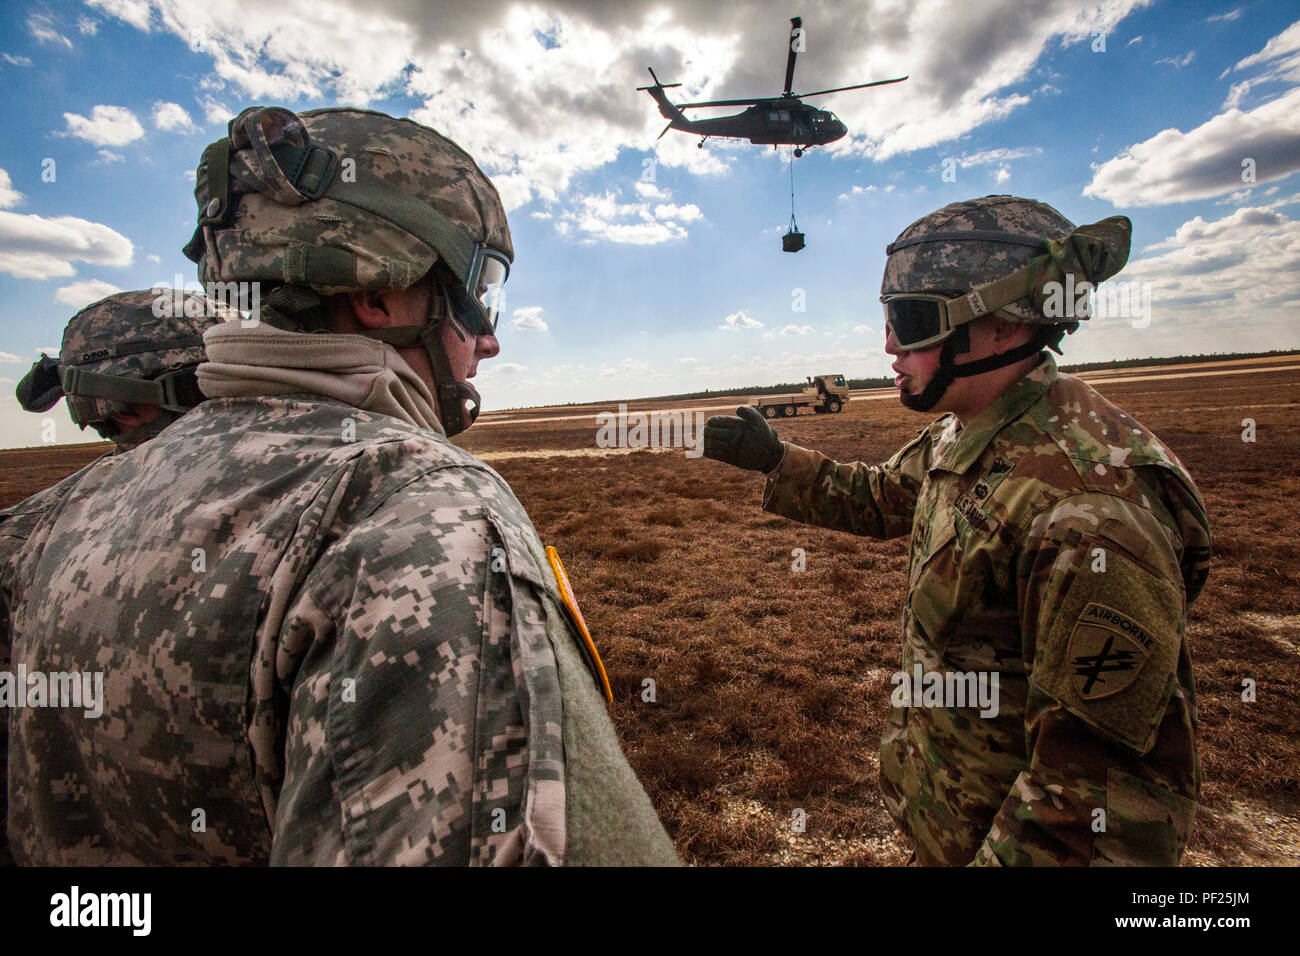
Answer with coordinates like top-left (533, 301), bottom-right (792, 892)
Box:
top-left (2, 106), bottom-right (677, 866)
top-left (704, 196), bottom-right (1211, 865)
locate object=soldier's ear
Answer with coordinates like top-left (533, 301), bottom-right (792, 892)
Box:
top-left (345, 284), bottom-right (430, 330)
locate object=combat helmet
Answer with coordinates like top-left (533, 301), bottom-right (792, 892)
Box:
top-left (15, 289), bottom-right (220, 450)
top-left (880, 195), bottom-right (1132, 411)
top-left (182, 106), bottom-right (513, 436)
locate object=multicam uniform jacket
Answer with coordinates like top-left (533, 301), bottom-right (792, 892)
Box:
top-left (762, 354), bottom-right (1211, 865)
top-left (1, 326), bottom-right (677, 867)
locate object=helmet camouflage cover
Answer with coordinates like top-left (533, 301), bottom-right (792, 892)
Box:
top-left (57, 289), bottom-right (219, 433)
top-left (185, 106), bottom-right (513, 297)
top-left (883, 194), bottom-right (1133, 330)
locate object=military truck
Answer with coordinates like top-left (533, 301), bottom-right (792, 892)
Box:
top-left (751, 374), bottom-right (850, 418)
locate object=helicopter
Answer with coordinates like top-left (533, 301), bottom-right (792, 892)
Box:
top-left (638, 16), bottom-right (907, 157)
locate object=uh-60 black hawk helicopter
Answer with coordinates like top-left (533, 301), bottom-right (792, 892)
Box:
top-left (638, 16), bottom-right (907, 157)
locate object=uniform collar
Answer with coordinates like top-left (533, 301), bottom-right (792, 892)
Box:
top-left (931, 353), bottom-right (1057, 475)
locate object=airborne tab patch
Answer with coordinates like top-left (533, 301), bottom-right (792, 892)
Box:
top-left (1068, 603), bottom-right (1151, 700)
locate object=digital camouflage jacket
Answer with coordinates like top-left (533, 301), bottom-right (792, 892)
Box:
top-left (1, 329), bottom-right (677, 867)
top-left (762, 354), bottom-right (1211, 865)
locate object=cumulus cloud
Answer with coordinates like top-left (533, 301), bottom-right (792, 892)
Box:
top-left (55, 279), bottom-right (124, 309)
top-left (510, 306), bottom-right (549, 331)
top-left (555, 188), bottom-right (691, 244)
top-left (719, 310), bottom-right (763, 331)
top-left (779, 324), bottom-right (814, 336)
top-left (61, 105), bottom-right (145, 147)
top-left (83, 0), bottom-right (1154, 201)
top-left (0, 211), bottom-right (134, 279)
top-left (0, 169), bottom-right (23, 209)
top-left (1109, 205), bottom-right (1300, 351)
top-left (153, 101), bottom-right (196, 132)
top-left (2, 53), bottom-right (34, 66)
top-left (1083, 86), bottom-right (1300, 206)
top-left (653, 202), bottom-right (702, 222)
top-left (0, 351), bottom-right (23, 363)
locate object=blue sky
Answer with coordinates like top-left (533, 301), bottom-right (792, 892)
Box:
top-left (2, 0), bottom-right (1299, 447)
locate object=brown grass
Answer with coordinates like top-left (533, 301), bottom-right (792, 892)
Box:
top-left (5, 359), bottom-right (1298, 865)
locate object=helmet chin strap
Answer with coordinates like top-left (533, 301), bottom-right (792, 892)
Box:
top-left (899, 324), bottom-right (1046, 413)
top-left (359, 279), bottom-right (482, 437)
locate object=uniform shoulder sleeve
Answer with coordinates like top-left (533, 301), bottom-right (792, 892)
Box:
top-left (270, 467), bottom-right (564, 865)
top-left (971, 491), bottom-right (1198, 865)
top-left (760, 421), bottom-right (941, 538)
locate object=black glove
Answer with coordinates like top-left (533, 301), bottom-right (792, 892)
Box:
top-left (703, 405), bottom-right (784, 473)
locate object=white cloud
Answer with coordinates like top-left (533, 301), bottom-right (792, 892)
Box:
top-left (95, 150), bottom-right (126, 164)
top-left (28, 13), bottom-right (72, 48)
top-left (1127, 35), bottom-right (1143, 46)
top-left (492, 173), bottom-right (533, 212)
top-left (719, 310), bottom-right (763, 331)
top-left (2, 53), bottom-right (34, 67)
top-left (1089, 205), bottom-right (1300, 355)
top-left (0, 211), bottom-right (134, 279)
top-left (653, 202), bottom-right (702, 222)
top-left (1216, 20), bottom-right (1300, 109)
top-left (153, 101), bottom-right (196, 132)
top-left (555, 189), bottom-right (689, 245)
top-left (634, 181), bottom-right (668, 199)
top-left (1084, 86), bottom-right (1300, 206)
top-left (79, 16), bottom-right (100, 35)
top-left (0, 169), bottom-right (23, 209)
top-left (779, 324), bottom-right (814, 336)
top-left (852, 324), bottom-right (875, 334)
top-left (147, 253), bottom-right (162, 263)
top-left (994, 164), bottom-right (1011, 184)
top-left (1156, 51), bottom-right (1196, 69)
top-left (1206, 9), bottom-right (1242, 23)
top-left (0, 352), bottom-right (23, 363)
top-left (477, 361), bottom-right (528, 378)
top-left (54, 279), bottom-right (124, 309)
top-left (61, 106), bottom-right (145, 147)
top-left (201, 97), bottom-right (234, 127)
top-left (510, 306), bottom-right (548, 332)
top-left (955, 147), bottom-right (1041, 167)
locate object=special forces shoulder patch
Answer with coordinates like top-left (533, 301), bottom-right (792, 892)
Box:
top-left (1031, 548), bottom-right (1184, 753)
top-left (1067, 603), bottom-right (1151, 700)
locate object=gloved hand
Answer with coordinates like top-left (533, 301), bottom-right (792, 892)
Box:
top-left (703, 406), bottom-right (784, 473)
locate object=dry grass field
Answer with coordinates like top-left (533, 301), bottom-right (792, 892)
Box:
top-left (3, 356), bottom-right (1298, 866)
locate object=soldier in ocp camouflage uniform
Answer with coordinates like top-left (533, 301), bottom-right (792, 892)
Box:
top-left (704, 196), bottom-right (1210, 865)
top-left (2, 106), bottom-right (677, 866)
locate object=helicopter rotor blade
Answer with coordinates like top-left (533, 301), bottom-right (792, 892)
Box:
top-left (799, 76), bottom-right (909, 98)
top-left (784, 16), bottom-right (802, 97)
top-left (677, 97), bottom-right (768, 109)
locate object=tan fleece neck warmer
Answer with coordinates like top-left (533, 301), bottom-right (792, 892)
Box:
top-left (197, 322), bottom-right (445, 436)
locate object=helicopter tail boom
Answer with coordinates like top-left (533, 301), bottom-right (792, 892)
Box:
top-left (638, 68), bottom-right (688, 124)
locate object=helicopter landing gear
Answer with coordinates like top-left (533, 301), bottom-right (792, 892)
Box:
top-left (698, 136), bottom-right (709, 149)
top-left (793, 148), bottom-right (803, 158)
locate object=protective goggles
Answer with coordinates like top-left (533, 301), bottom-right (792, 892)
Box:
top-left (466, 245), bottom-right (510, 335)
top-left (881, 293), bottom-right (966, 350)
